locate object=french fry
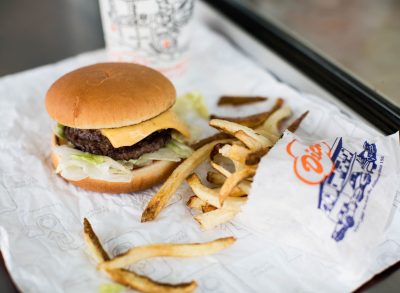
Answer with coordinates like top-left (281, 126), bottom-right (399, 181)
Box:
top-left (186, 196), bottom-right (218, 212)
top-left (99, 237), bottom-right (236, 270)
top-left (202, 204), bottom-right (217, 213)
top-left (256, 106), bottom-right (292, 139)
top-left (218, 144), bottom-right (250, 165)
top-left (194, 209), bottom-right (239, 230)
top-left (223, 196), bottom-right (247, 211)
top-left (219, 168), bottom-right (256, 204)
top-left (245, 148), bottom-right (270, 165)
top-left (287, 111), bottom-right (309, 133)
top-left (210, 98), bottom-right (284, 128)
top-left (210, 119), bottom-right (272, 151)
top-left (234, 131), bottom-right (264, 151)
top-left (190, 133), bottom-right (232, 150)
top-left (210, 111), bottom-right (271, 129)
top-left (141, 139), bottom-right (232, 222)
top-left (210, 161), bottom-right (233, 179)
top-left (83, 218), bottom-right (110, 263)
top-left (229, 187), bottom-right (247, 197)
top-left (210, 142), bottom-right (230, 161)
top-left (218, 143), bottom-right (254, 173)
top-left (206, 171), bottom-right (226, 185)
top-left (269, 97), bottom-right (285, 116)
top-left (217, 95), bottom-right (267, 106)
top-left (210, 161), bottom-right (252, 194)
top-left (206, 171), bottom-right (246, 197)
top-left (106, 269), bottom-right (197, 293)
top-left (186, 196), bottom-right (206, 210)
top-left (83, 219), bottom-right (197, 293)
top-left (187, 174), bottom-right (248, 209)
top-left (237, 181), bottom-right (251, 194)
top-left (187, 174), bottom-right (221, 208)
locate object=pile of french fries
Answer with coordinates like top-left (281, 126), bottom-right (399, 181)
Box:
top-left (83, 218), bottom-right (235, 293)
top-left (83, 97), bottom-right (309, 292)
top-left (141, 96), bottom-right (308, 230)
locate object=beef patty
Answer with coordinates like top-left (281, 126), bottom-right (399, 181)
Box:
top-left (64, 127), bottom-right (171, 161)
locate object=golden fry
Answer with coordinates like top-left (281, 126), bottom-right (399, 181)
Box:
top-left (83, 219), bottom-right (196, 293)
top-left (210, 142), bottom-right (230, 161)
top-left (187, 174), bottom-right (248, 208)
top-left (195, 209), bottom-right (239, 230)
top-left (210, 111), bottom-right (271, 128)
top-left (211, 98), bottom-right (284, 128)
top-left (99, 237), bottom-right (236, 270)
top-left (210, 161), bottom-right (252, 194)
top-left (206, 171), bottom-right (246, 197)
top-left (106, 269), bottom-right (197, 293)
top-left (287, 111), bottom-right (309, 133)
top-left (190, 133), bottom-right (232, 150)
top-left (229, 187), bottom-right (247, 197)
top-left (206, 171), bottom-right (226, 185)
top-left (210, 119), bottom-right (272, 151)
top-left (202, 204), bottom-right (217, 213)
top-left (83, 218), bottom-right (110, 263)
top-left (234, 131), bottom-right (263, 151)
top-left (256, 106), bottom-right (292, 139)
top-left (223, 196), bottom-right (247, 211)
top-left (187, 173), bottom-right (221, 208)
top-left (186, 195), bottom-right (206, 210)
top-left (141, 139), bottom-right (232, 222)
top-left (217, 96), bottom-right (267, 106)
top-left (202, 197), bottom-right (246, 213)
top-left (219, 144), bottom-right (250, 165)
top-left (245, 148), bottom-right (270, 165)
top-left (219, 168), bottom-right (256, 204)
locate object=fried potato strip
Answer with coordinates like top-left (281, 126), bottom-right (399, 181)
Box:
top-left (141, 139), bottom-right (232, 222)
top-left (210, 98), bottom-right (284, 128)
top-left (99, 237), bottom-right (236, 270)
top-left (217, 96), bottom-right (267, 106)
top-left (83, 218), bottom-right (197, 293)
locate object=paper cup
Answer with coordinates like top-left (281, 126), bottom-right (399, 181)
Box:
top-left (99, 0), bottom-right (195, 76)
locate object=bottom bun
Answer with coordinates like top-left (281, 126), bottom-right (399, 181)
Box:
top-left (51, 135), bottom-right (178, 193)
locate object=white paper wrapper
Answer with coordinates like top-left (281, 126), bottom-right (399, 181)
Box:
top-left (0, 22), bottom-right (398, 293)
top-left (238, 131), bottom-right (400, 282)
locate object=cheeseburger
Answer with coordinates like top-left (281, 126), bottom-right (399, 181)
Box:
top-left (46, 63), bottom-right (191, 193)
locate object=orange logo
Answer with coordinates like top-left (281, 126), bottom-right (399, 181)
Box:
top-left (286, 139), bottom-right (334, 185)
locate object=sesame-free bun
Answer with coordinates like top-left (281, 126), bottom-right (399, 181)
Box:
top-left (45, 63), bottom-right (176, 129)
top-left (51, 135), bottom-right (178, 193)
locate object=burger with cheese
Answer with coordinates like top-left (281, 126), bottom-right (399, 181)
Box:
top-left (46, 63), bottom-right (192, 193)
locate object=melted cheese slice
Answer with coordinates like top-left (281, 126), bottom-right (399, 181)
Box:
top-left (100, 109), bottom-right (190, 148)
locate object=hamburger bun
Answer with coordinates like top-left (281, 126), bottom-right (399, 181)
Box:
top-left (45, 63), bottom-right (176, 129)
top-left (51, 135), bottom-right (178, 193)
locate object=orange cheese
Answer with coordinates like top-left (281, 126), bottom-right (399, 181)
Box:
top-left (100, 110), bottom-right (190, 148)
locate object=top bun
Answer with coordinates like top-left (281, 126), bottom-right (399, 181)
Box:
top-left (45, 63), bottom-right (176, 129)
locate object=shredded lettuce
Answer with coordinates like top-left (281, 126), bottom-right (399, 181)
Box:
top-left (166, 139), bottom-right (193, 158)
top-left (54, 123), bottom-right (65, 139)
top-left (126, 138), bottom-right (193, 167)
top-left (54, 145), bottom-right (133, 182)
top-left (129, 148), bottom-right (181, 167)
top-left (54, 139), bottom-right (193, 182)
top-left (171, 131), bottom-right (185, 143)
top-left (99, 283), bottom-right (124, 293)
top-left (71, 153), bottom-right (105, 164)
top-left (174, 92), bottom-right (209, 119)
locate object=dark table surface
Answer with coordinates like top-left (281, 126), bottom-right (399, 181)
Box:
top-left (0, 0), bottom-right (399, 292)
top-left (0, 0), bottom-right (104, 77)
